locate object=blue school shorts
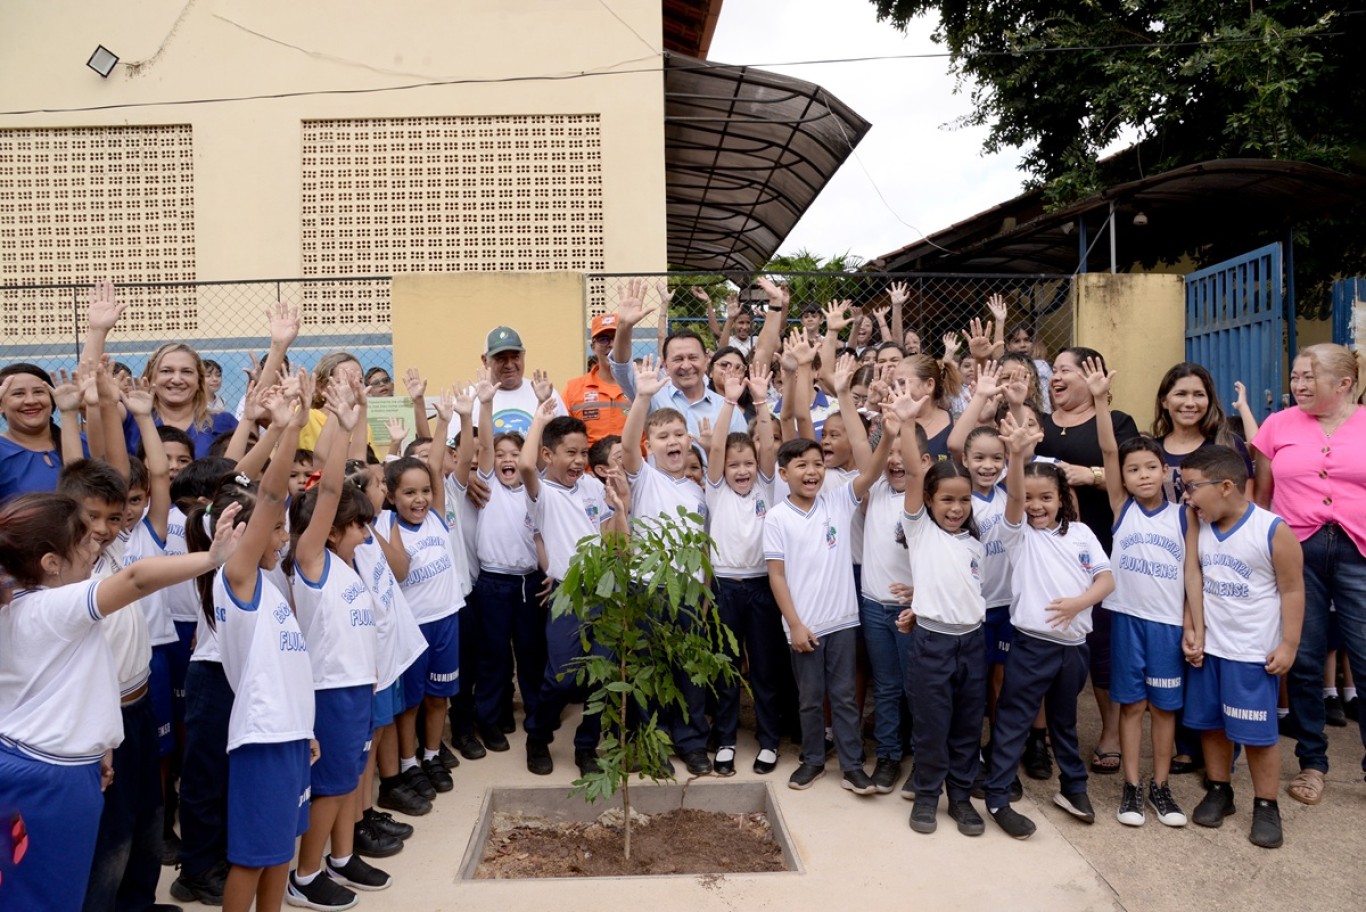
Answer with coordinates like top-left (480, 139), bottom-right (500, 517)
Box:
top-left (1184, 655), bottom-right (1279, 747)
top-left (311, 685), bottom-right (373, 797)
top-left (984, 604), bottom-right (1015, 667)
top-left (372, 680), bottom-right (404, 728)
top-left (1109, 612), bottom-right (1185, 711)
top-left (0, 742), bottom-right (103, 911)
top-left (403, 612), bottom-right (461, 706)
top-left (149, 644), bottom-right (175, 755)
top-left (226, 740), bottom-right (311, 867)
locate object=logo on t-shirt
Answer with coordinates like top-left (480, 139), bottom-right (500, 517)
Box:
top-left (755, 498), bottom-right (767, 518)
top-left (1078, 550), bottom-right (1093, 573)
top-left (585, 502), bottom-right (600, 523)
top-left (493, 409), bottom-right (534, 435)
top-left (970, 557), bottom-right (981, 581)
top-left (273, 603), bottom-right (292, 625)
top-left (826, 525), bottom-right (838, 549)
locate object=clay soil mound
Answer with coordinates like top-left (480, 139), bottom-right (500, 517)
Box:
top-left (476, 808), bottom-right (787, 878)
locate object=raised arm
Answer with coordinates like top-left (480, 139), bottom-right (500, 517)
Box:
top-left (126, 379), bottom-right (171, 540)
top-left (79, 282), bottom-right (127, 366)
top-left (751, 276), bottom-right (789, 370)
top-left (95, 362), bottom-right (128, 478)
top-left (852, 408), bottom-right (893, 502)
top-left (610, 279), bottom-right (655, 400)
top-left (224, 381), bottom-right (261, 463)
top-left (965, 317), bottom-right (996, 371)
top-left (621, 355), bottom-right (665, 475)
top-left (749, 361), bottom-right (776, 478)
top-left (887, 281), bottom-right (908, 349)
top-left (946, 360), bottom-right (1001, 460)
top-left (449, 381), bottom-right (476, 487)
top-left (1084, 357), bottom-right (1126, 517)
top-left (891, 380), bottom-right (931, 514)
top-left (518, 397), bottom-right (558, 500)
top-left (830, 352), bottom-right (872, 471)
top-left (819, 300), bottom-right (850, 390)
top-left (294, 382), bottom-right (361, 580)
top-left (404, 368), bottom-right (431, 440)
top-left (986, 294), bottom-right (1008, 360)
top-left (428, 386), bottom-right (454, 519)
top-left (1001, 412), bottom-right (1041, 526)
top-left (253, 301), bottom-right (301, 410)
top-left (97, 505), bottom-right (245, 617)
top-left (1231, 380), bottom-right (1260, 440)
top-left (473, 370), bottom-right (497, 477)
top-left (51, 370), bottom-right (85, 464)
top-left (708, 370), bottom-right (743, 485)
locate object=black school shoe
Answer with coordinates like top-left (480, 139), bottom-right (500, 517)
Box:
top-left (437, 741), bottom-right (461, 770)
top-left (480, 726), bottom-right (511, 752)
top-left (787, 763), bottom-right (825, 790)
top-left (909, 799), bottom-right (937, 834)
top-left (455, 733), bottom-right (488, 760)
top-left (402, 765), bottom-right (437, 801)
top-left (1192, 781), bottom-right (1236, 828)
top-left (364, 807), bottom-right (414, 840)
top-left (713, 747), bottom-right (737, 777)
top-left (161, 830), bottom-right (182, 866)
top-left (575, 749), bottom-right (601, 777)
top-left (377, 780), bottom-right (432, 817)
top-left (1053, 790), bottom-right (1096, 824)
top-left (421, 757), bottom-right (454, 793)
top-left (871, 757), bottom-right (901, 794)
top-left (681, 750), bottom-right (712, 777)
top-left (1248, 798), bottom-right (1283, 849)
top-left (1325, 695), bottom-right (1348, 727)
top-left (989, 804), bottom-right (1037, 839)
top-left (841, 768), bottom-right (878, 796)
top-left (947, 800), bottom-right (985, 836)
top-left (353, 818), bottom-right (403, 858)
top-left (286, 868), bottom-right (357, 910)
top-left (526, 739), bottom-right (554, 776)
top-left (752, 748), bottom-right (778, 775)
top-left (169, 862), bottom-right (228, 906)
top-left (1022, 729), bottom-right (1053, 780)
top-left (326, 853), bottom-right (393, 891)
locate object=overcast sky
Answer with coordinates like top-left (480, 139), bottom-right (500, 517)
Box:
top-left (707, 0), bottom-right (1029, 264)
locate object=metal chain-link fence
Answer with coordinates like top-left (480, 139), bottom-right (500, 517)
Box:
top-left (589, 271), bottom-right (1075, 366)
top-left (1, 270), bottom-right (1072, 415)
top-left (0, 277), bottom-right (392, 414)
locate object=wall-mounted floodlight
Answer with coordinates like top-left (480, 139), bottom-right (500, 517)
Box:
top-left (87, 45), bottom-right (119, 78)
top-left (1132, 211), bottom-right (1149, 227)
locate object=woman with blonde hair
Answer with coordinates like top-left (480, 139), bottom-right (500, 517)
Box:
top-left (126, 343), bottom-right (238, 459)
top-left (1252, 343), bottom-right (1366, 808)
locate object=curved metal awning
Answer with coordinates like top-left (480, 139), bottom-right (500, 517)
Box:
top-left (664, 54), bottom-right (871, 272)
top-left (875, 158), bottom-right (1366, 274)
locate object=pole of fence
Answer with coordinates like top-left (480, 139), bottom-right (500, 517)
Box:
top-left (72, 285), bottom-right (81, 359)
top-left (1108, 201), bottom-right (1117, 275)
top-left (1284, 230), bottom-right (1296, 371)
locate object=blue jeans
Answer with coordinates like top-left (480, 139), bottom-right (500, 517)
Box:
top-left (1286, 523), bottom-right (1366, 774)
top-left (860, 597), bottom-right (912, 760)
top-left (83, 694), bottom-right (162, 912)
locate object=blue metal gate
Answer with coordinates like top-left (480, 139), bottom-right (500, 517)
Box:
top-left (1331, 277), bottom-right (1364, 347)
top-left (1184, 243), bottom-right (1284, 424)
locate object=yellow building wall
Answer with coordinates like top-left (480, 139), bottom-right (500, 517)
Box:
top-left (392, 272), bottom-right (587, 395)
top-left (0, 0), bottom-right (668, 281)
top-left (1073, 273), bottom-right (1186, 429)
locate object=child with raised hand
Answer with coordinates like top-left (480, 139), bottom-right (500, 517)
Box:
top-left (285, 377), bottom-right (390, 906)
top-left (1086, 358), bottom-right (1190, 828)
top-left (183, 373), bottom-right (316, 912)
top-left (387, 387), bottom-right (465, 801)
top-left (985, 413), bottom-right (1115, 840)
top-left (0, 490), bottom-right (243, 912)
top-left (1181, 445), bottom-right (1303, 849)
top-left (707, 360), bottom-right (784, 777)
top-left (468, 370), bottom-right (545, 755)
top-left (443, 381), bottom-right (487, 761)
top-left (623, 354), bottom-right (713, 776)
top-left (519, 397), bottom-right (628, 776)
top-left (763, 400), bottom-right (893, 797)
top-left (889, 381), bottom-right (989, 836)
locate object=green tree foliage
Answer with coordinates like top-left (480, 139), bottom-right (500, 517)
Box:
top-left (553, 507), bottom-right (741, 860)
top-left (869, 2), bottom-right (1366, 315)
top-left (764, 250), bottom-right (871, 310)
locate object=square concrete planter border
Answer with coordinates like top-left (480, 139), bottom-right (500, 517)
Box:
top-left (459, 781), bottom-right (803, 880)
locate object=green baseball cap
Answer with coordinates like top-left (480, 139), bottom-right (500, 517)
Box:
top-left (485, 326), bottom-right (525, 356)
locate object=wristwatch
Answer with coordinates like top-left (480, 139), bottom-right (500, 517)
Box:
top-left (1091, 467), bottom-right (1104, 487)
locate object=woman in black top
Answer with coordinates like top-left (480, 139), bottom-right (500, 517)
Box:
top-left (1035, 347), bottom-right (1140, 775)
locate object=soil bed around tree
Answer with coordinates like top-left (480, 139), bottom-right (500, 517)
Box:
top-left (461, 783), bottom-right (800, 880)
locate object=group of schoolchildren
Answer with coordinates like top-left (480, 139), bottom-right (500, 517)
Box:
top-left (0, 288), bottom-right (1311, 912)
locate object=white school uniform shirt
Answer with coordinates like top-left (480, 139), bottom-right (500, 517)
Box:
top-left (291, 550), bottom-right (379, 690)
top-left (386, 510), bottom-right (463, 624)
top-left (762, 485), bottom-right (862, 641)
top-left (123, 517), bottom-right (180, 648)
top-left (475, 471), bottom-right (538, 574)
top-left (972, 484), bottom-right (1013, 609)
top-left (629, 463), bottom-right (707, 581)
top-left (163, 505), bottom-right (201, 624)
top-left (902, 508), bottom-right (986, 631)
top-left (0, 578), bottom-right (122, 764)
top-left (859, 477), bottom-right (914, 604)
top-left (705, 473), bottom-right (774, 579)
top-left (94, 539), bottom-right (153, 697)
top-left (1109, 498), bottom-right (1186, 627)
top-left (1002, 518), bottom-right (1111, 645)
top-left (213, 568), bottom-right (315, 751)
top-left (443, 474), bottom-right (478, 596)
top-left (821, 467), bottom-right (865, 564)
top-left (1197, 504), bottom-right (1284, 663)
top-left (529, 474), bottom-right (611, 582)
top-left (355, 530), bottom-right (428, 690)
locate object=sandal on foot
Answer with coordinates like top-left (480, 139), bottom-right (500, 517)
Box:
top-left (1089, 750), bottom-right (1121, 774)
top-left (1287, 768), bottom-right (1325, 806)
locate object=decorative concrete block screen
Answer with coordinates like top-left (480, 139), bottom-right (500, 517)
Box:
top-left (0, 124), bottom-right (197, 340)
top-left (300, 114), bottom-right (605, 328)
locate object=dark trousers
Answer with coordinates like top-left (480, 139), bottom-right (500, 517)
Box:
top-left (986, 634), bottom-right (1090, 809)
top-left (472, 570), bottom-right (548, 734)
top-left (791, 627), bottom-right (862, 770)
top-left (83, 694), bottom-right (162, 912)
top-left (447, 583), bottom-right (480, 740)
top-left (178, 660), bottom-right (232, 878)
top-left (713, 577), bottom-right (789, 752)
top-left (906, 625), bottom-right (986, 802)
top-left (665, 598), bottom-right (713, 755)
top-left (523, 607), bottom-right (603, 751)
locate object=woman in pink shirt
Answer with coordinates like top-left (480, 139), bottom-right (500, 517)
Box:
top-left (1251, 343), bottom-right (1366, 807)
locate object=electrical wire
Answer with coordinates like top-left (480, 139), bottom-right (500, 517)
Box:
top-left (0, 30), bottom-right (1346, 118)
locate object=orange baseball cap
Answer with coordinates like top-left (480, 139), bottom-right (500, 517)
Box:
top-left (591, 313), bottom-right (619, 337)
